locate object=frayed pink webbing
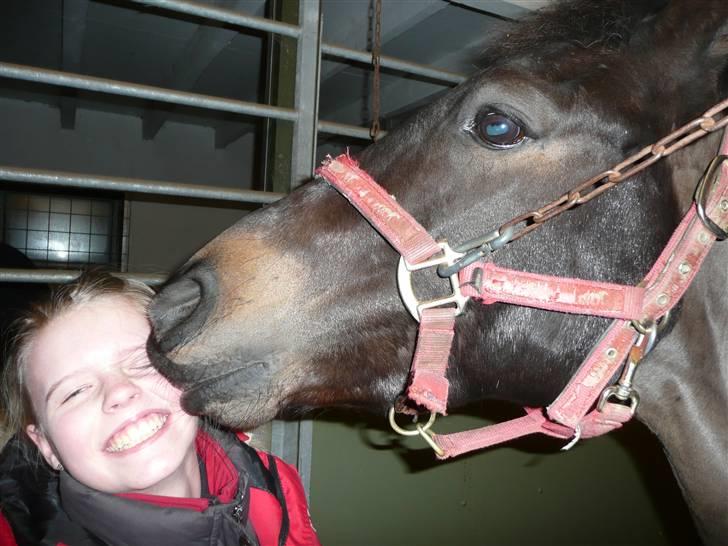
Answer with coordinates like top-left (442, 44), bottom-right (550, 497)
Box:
top-left (460, 262), bottom-right (646, 320)
top-left (432, 321), bottom-right (637, 459)
top-left (316, 154), bottom-right (442, 265)
top-left (547, 321), bottom-right (637, 428)
top-left (433, 403), bottom-right (635, 460)
top-left (432, 409), bottom-right (566, 458)
top-left (406, 307), bottom-right (457, 415)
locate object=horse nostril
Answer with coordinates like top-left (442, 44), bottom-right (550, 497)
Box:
top-left (149, 265), bottom-right (216, 353)
top-left (154, 277), bottom-right (201, 330)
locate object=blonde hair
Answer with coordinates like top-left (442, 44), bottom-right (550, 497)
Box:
top-left (1, 270), bottom-right (155, 444)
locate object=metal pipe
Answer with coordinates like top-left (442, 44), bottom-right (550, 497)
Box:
top-left (0, 165), bottom-right (285, 204)
top-left (127, 1), bottom-right (466, 84)
top-left (0, 268), bottom-right (167, 286)
top-left (318, 119), bottom-right (384, 140)
top-left (290, 0), bottom-right (321, 189)
top-left (127, 0), bottom-right (301, 38)
top-left (0, 62), bottom-right (298, 123)
top-left (321, 43), bottom-right (466, 85)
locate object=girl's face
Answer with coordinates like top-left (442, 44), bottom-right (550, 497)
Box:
top-left (24, 296), bottom-right (199, 496)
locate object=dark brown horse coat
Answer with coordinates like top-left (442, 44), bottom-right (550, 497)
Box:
top-left (148, 1), bottom-right (728, 542)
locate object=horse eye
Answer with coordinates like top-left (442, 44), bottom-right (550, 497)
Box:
top-left (476, 112), bottom-right (525, 148)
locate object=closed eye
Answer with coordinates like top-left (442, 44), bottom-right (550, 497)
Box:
top-left (61, 385), bottom-right (92, 405)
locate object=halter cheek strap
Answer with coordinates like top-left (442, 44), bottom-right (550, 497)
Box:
top-left (315, 127), bottom-right (728, 460)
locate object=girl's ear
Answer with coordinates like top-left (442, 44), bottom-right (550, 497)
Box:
top-left (26, 424), bottom-right (62, 470)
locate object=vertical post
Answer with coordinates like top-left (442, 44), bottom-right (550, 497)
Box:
top-left (290, 0), bottom-right (320, 496)
top-left (270, 0), bottom-right (321, 499)
top-left (290, 0), bottom-right (321, 188)
top-left (265, 0), bottom-right (295, 194)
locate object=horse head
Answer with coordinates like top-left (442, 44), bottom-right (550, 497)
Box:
top-left (148, 1), bottom-right (728, 540)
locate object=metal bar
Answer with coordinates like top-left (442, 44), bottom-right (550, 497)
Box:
top-left (259, 0), bottom-right (279, 191)
top-left (290, 0), bottom-right (321, 189)
top-left (0, 268), bottom-right (166, 285)
top-left (0, 165), bottom-right (285, 204)
top-left (297, 419), bottom-right (313, 500)
top-left (322, 42), bottom-right (466, 85)
top-left (127, 0), bottom-right (465, 84)
top-left (277, 0), bottom-right (321, 496)
top-left (318, 119), bottom-right (385, 140)
top-left (0, 62), bottom-right (298, 123)
top-left (127, 0), bottom-right (301, 38)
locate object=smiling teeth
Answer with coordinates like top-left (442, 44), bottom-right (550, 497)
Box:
top-left (106, 414), bottom-right (168, 453)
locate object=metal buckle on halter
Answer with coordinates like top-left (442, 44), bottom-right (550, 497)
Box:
top-left (597, 318), bottom-right (662, 415)
top-left (694, 154), bottom-right (728, 240)
top-left (397, 242), bottom-right (468, 322)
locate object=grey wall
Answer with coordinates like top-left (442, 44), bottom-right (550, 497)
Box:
top-left (309, 411), bottom-right (697, 545)
top-left (0, 97), bottom-right (254, 274)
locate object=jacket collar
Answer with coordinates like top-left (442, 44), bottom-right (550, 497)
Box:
top-left (59, 429), bottom-right (258, 546)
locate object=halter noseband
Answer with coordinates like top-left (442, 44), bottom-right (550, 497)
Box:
top-left (315, 99), bottom-right (728, 459)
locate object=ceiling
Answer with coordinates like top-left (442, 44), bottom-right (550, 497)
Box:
top-left (0, 0), bottom-right (550, 148)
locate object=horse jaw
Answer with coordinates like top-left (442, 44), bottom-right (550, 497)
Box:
top-left (148, 190), bottom-right (417, 428)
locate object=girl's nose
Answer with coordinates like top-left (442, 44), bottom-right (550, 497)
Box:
top-left (102, 375), bottom-right (142, 412)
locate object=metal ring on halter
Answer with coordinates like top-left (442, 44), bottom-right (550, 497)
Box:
top-left (560, 425), bottom-right (582, 452)
top-left (397, 242), bottom-right (469, 322)
top-left (388, 406), bottom-right (437, 436)
top-left (415, 424), bottom-right (445, 457)
top-left (694, 154), bottom-right (728, 240)
top-left (387, 408), bottom-right (445, 456)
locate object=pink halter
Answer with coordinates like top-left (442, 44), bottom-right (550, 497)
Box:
top-left (316, 127), bottom-right (728, 459)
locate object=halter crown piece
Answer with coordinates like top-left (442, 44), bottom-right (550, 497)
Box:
top-left (315, 98), bottom-right (728, 459)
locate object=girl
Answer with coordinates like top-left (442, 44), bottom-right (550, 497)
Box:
top-left (0, 271), bottom-right (320, 546)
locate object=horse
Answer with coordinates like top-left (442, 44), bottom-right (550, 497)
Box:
top-left (146, 1), bottom-right (728, 542)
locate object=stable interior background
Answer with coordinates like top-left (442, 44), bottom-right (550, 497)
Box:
top-left (0, 1), bottom-right (698, 544)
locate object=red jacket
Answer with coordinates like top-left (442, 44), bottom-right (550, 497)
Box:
top-left (0, 429), bottom-right (320, 546)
